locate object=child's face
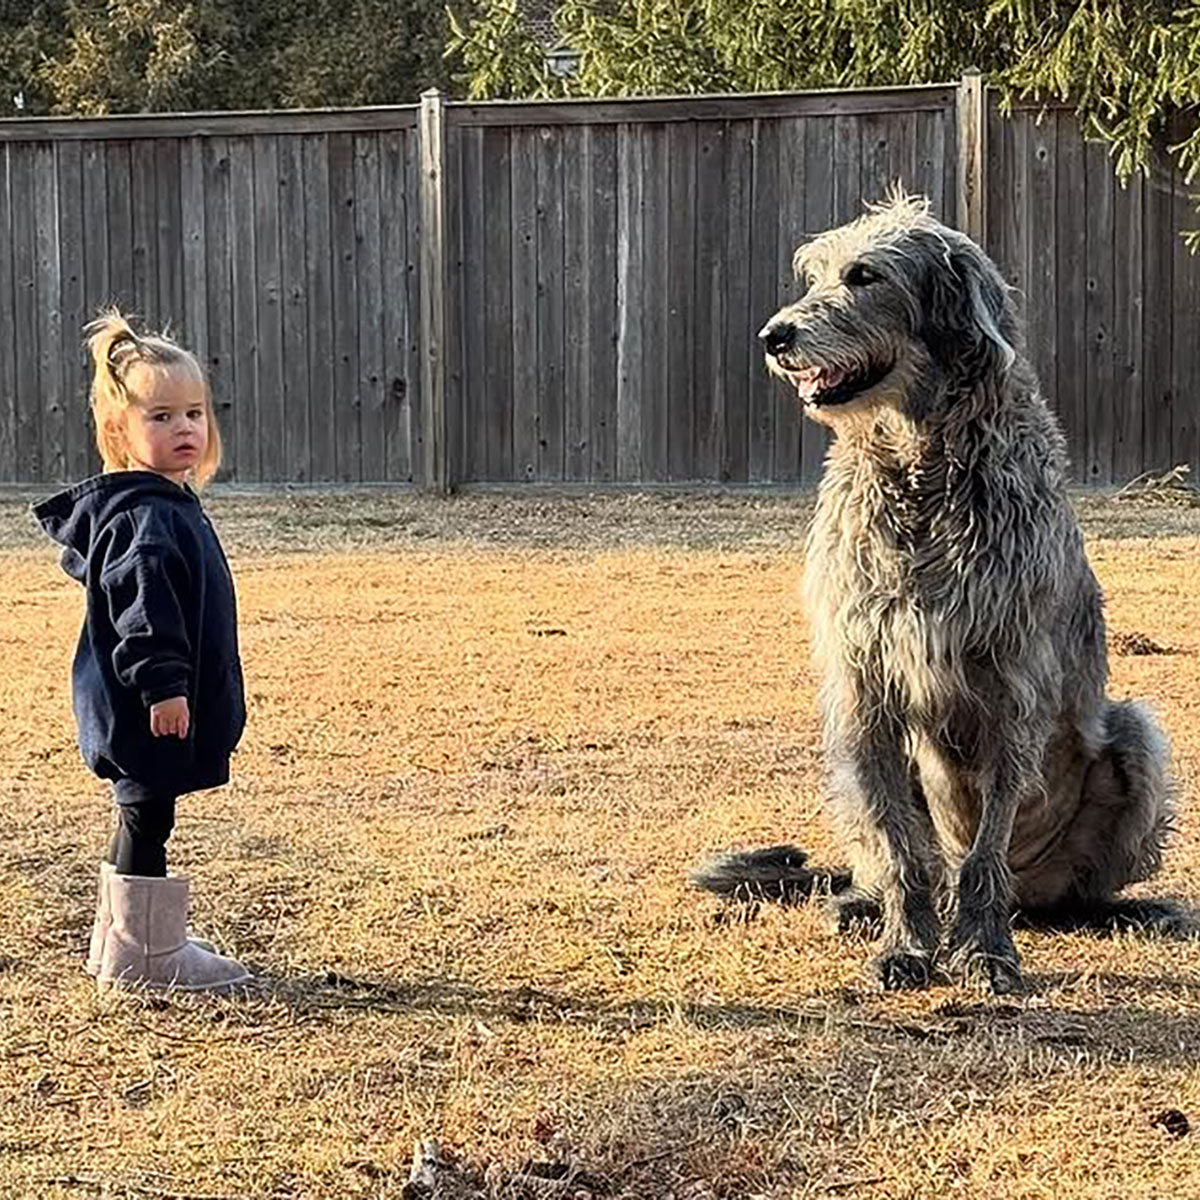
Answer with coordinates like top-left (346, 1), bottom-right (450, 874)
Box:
top-left (121, 365), bottom-right (210, 484)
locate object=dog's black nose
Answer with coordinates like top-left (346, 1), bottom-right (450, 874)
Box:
top-left (760, 322), bottom-right (795, 357)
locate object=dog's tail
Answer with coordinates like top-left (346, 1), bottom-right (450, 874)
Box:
top-left (689, 844), bottom-right (853, 904)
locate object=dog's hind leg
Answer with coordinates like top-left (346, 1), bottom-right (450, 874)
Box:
top-left (1019, 700), bottom-right (1181, 930)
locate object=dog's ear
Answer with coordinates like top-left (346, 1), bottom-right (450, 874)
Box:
top-left (919, 235), bottom-right (1017, 375)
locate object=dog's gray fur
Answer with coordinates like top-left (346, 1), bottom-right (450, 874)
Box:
top-left (697, 192), bottom-right (1179, 993)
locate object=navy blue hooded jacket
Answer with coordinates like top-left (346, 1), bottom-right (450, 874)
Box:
top-left (33, 471), bottom-right (246, 794)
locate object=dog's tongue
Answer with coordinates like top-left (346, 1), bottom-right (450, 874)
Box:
top-left (794, 365), bottom-right (845, 401)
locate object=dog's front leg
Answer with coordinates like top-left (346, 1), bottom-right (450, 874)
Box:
top-left (946, 750), bottom-right (1026, 994)
top-left (832, 715), bottom-right (942, 990)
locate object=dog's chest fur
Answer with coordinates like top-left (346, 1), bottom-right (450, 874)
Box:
top-left (804, 439), bottom-right (979, 721)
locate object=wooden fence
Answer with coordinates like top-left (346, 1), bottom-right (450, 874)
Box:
top-left (0, 82), bottom-right (1197, 487)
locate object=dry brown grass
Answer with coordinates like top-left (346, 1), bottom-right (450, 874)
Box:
top-left (1, 488), bottom-right (1199, 1200)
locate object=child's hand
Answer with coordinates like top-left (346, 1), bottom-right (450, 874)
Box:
top-left (150, 696), bottom-right (190, 738)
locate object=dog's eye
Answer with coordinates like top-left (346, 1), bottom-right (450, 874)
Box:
top-left (843, 263), bottom-right (879, 288)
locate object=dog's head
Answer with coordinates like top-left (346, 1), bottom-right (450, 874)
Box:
top-left (758, 190), bottom-right (1019, 426)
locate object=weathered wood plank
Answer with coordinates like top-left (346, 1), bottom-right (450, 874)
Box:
top-left (440, 122), bottom-right (463, 486)
top-left (130, 138), bottom-right (158, 325)
top-left (252, 136), bottom-right (284, 481)
top-left (1084, 137), bottom-right (1114, 486)
top-left (0, 145), bottom-right (16, 480)
top-left (693, 119), bottom-right (726, 481)
top-left (1142, 145), bottom-right (1174, 475)
top-left (588, 124), bottom-right (618, 482)
top-left (57, 140), bottom-right (89, 480)
top-left (453, 127), bottom-right (482, 482)
top-left (1024, 111), bottom-right (1057, 418)
top-left (832, 113), bottom-right (861, 223)
top-left (773, 117), bottom-right (804, 483)
top-left (228, 136), bottom-right (258, 480)
top-left (747, 118), bottom-right (779, 481)
top-left (448, 87), bottom-right (961, 130)
top-left (482, 126), bottom-right (513, 479)
top-left (1170, 113), bottom-right (1200, 481)
top-left (278, 134), bottom-right (311, 482)
top-left (382, 128), bottom-right (415, 481)
top-left (0, 107), bottom-right (419, 143)
top-left (106, 141), bottom-right (134, 312)
top-left (1054, 111), bottom-right (1087, 482)
top-left (404, 126), bottom-right (423, 481)
top-left (34, 142), bottom-right (63, 481)
top-left (615, 122), bottom-right (644, 481)
top-left (154, 139), bottom-right (183, 335)
top-left (354, 133), bottom-right (386, 481)
top-left (1111, 170), bottom-right (1144, 482)
top-left (329, 130), bottom-right (359, 480)
top-left (202, 137), bottom-right (236, 477)
top-left (641, 124), bottom-right (670, 481)
top-left (180, 139), bottom-right (208, 368)
top-left (666, 120), bottom-right (696, 480)
top-left (536, 124), bottom-right (565, 480)
top-left (721, 120), bottom-right (753, 483)
top-left (302, 134), bottom-right (336, 482)
top-left (510, 127), bottom-right (539, 481)
top-left (562, 125), bottom-right (590, 481)
top-left (801, 115), bottom-right (834, 482)
top-left (11, 145), bottom-right (39, 480)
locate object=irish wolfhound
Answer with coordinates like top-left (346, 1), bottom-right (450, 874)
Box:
top-left (694, 192), bottom-right (1180, 994)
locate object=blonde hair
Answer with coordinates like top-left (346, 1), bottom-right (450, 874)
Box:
top-left (85, 308), bottom-right (223, 487)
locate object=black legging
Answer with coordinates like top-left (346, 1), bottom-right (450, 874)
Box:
top-left (108, 781), bottom-right (177, 877)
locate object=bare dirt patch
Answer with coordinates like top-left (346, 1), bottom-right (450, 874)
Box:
top-left (1, 488), bottom-right (1198, 1199)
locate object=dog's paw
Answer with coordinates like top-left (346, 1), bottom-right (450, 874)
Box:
top-left (870, 950), bottom-right (934, 991)
top-left (947, 934), bottom-right (1023, 995)
top-left (823, 891), bottom-right (884, 940)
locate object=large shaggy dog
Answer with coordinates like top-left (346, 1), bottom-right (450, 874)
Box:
top-left (695, 193), bottom-right (1179, 994)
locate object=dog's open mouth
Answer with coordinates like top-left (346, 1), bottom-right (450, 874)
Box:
top-left (787, 359), bottom-right (894, 407)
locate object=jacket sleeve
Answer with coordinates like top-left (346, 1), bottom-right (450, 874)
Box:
top-left (100, 527), bottom-right (194, 707)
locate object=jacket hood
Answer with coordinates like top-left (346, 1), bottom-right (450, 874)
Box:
top-left (32, 472), bottom-right (198, 575)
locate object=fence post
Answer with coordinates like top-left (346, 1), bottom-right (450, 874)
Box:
top-left (419, 88), bottom-right (450, 493)
top-left (957, 70), bottom-right (987, 247)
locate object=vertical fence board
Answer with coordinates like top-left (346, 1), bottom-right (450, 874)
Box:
top-left (253, 135), bottom-right (285, 481)
top-left (666, 121), bottom-right (696, 480)
top-left (58, 141), bottom-right (88, 480)
top-left (722, 121), bottom-right (753, 483)
top-left (202, 137), bottom-right (235, 476)
top-left (615, 123), bottom-right (643, 482)
top-left (482, 127), bottom-right (513, 480)
top-left (278, 135), bottom-right (311, 482)
top-left (563, 126), bottom-right (591, 481)
top-left (747, 119), bottom-right (779, 481)
top-left (511, 128), bottom-right (538, 481)
top-left (12, 146), bottom-right (39, 481)
top-left (800, 116), bottom-right (834, 481)
top-left (355, 134), bottom-right (386, 482)
top-left (1055, 112), bottom-right (1087, 481)
top-left (641, 124), bottom-right (670, 481)
top-left (455, 128), bottom-right (483, 480)
top-left (693, 120), bottom-right (727, 481)
top-left (773, 118), bottom-right (805, 483)
top-left (302, 135), bottom-right (336, 482)
top-left (1143, 148), bottom-right (1174, 475)
top-left (382, 129), bottom-right (415, 482)
top-left (589, 125), bottom-right (619, 482)
top-left (535, 125), bottom-right (565, 480)
top-left (0, 146), bottom-right (15, 481)
top-left (329, 131), bottom-right (359, 480)
top-left (228, 137), bottom-right (257, 480)
top-left (1112, 173), bottom-right (1144, 483)
top-left (1084, 139), bottom-right (1115, 486)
